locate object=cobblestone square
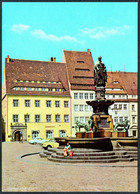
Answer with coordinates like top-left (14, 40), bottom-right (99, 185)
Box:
top-left (2, 142), bottom-right (138, 192)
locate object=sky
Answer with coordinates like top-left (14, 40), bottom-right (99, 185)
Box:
top-left (2, 2), bottom-right (138, 79)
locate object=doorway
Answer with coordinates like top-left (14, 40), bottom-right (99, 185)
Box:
top-left (14, 131), bottom-right (21, 141)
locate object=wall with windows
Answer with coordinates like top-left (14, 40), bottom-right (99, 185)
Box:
top-left (129, 102), bottom-right (138, 137)
top-left (6, 95), bottom-right (71, 141)
top-left (71, 90), bottom-right (95, 136)
top-left (108, 102), bottom-right (130, 133)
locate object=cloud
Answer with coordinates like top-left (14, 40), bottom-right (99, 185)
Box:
top-left (11, 24), bottom-right (30, 34)
top-left (80, 25), bottom-right (131, 39)
top-left (30, 29), bottom-right (84, 44)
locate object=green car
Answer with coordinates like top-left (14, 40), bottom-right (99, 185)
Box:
top-left (42, 139), bottom-right (59, 150)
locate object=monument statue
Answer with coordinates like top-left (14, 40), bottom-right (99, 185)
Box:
top-left (114, 120), bottom-right (129, 131)
top-left (74, 117), bottom-right (96, 132)
top-left (94, 56), bottom-right (107, 87)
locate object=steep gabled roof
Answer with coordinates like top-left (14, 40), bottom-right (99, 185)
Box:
top-left (63, 49), bottom-right (95, 90)
top-left (119, 72), bottom-right (138, 95)
top-left (4, 57), bottom-right (70, 96)
top-left (106, 71), bottom-right (138, 95)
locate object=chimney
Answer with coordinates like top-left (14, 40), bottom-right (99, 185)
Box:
top-left (50, 57), bottom-right (53, 62)
top-left (7, 55), bottom-right (9, 63)
top-left (87, 49), bottom-right (91, 55)
top-left (54, 57), bottom-right (56, 62)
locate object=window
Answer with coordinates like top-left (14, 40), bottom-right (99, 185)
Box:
top-left (114, 104), bottom-right (117, 109)
top-left (114, 117), bottom-right (118, 123)
top-left (64, 115), bottom-right (69, 122)
top-left (124, 117), bottom-right (128, 121)
top-left (24, 114), bottom-right (30, 123)
top-left (79, 105), bottom-right (84, 111)
top-left (132, 105), bottom-right (135, 111)
top-left (46, 100), bottom-right (51, 107)
top-left (55, 88), bottom-right (59, 92)
top-left (80, 117), bottom-right (84, 123)
top-left (90, 93), bottom-right (94, 99)
top-left (132, 116), bottom-right (136, 124)
top-left (74, 117), bottom-right (79, 122)
top-left (55, 115), bottom-right (60, 122)
top-left (55, 101), bottom-right (60, 107)
top-left (13, 100), bottom-right (19, 107)
top-left (75, 68), bottom-right (90, 71)
top-left (132, 130), bottom-right (136, 137)
top-left (25, 100), bottom-right (30, 107)
top-left (119, 117), bottom-right (123, 122)
top-left (35, 100), bottom-right (40, 107)
top-left (106, 95), bottom-right (109, 98)
top-left (35, 115), bottom-right (40, 122)
top-left (34, 88), bottom-right (39, 91)
top-left (74, 105), bottom-right (78, 111)
top-left (113, 81), bottom-right (118, 84)
top-left (90, 106), bottom-right (93, 112)
top-left (41, 88), bottom-right (46, 91)
top-left (13, 115), bottom-right (19, 123)
top-left (79, 93), bottom-right (83, 99)
top-left (20, 87), bottom-right (24, 91)
top-left (119, 104), bottom-right (122, 110)
top-left (27, 87), bottom-right (32, 91)
top-left (85, 117), bottom-right (89, 123)
top-left (119, 95), bottom-right (121, 98)
top-left (85, 93), bottom-right (89, 99)
top-left (77, 61), bottom-right (84, 63)
top-left (85, 105), bottom-right (89, 111)
top-left (48, 88), bottom-right (53, 91)
top-left (46, 115), bottom-right (52, 122)
top-left (123, 104), bottom-right (127, 110)
top-left (64, 101), bottom-right (69, 107)
top-left (46, 130), bottom-right (53, 138)
top-left (113, 95), bottom-right (115, 98)
top-left (32, 131), bottom-right (40, 139)
top-left (59, 130), bottom-right (66, 137)
top-left (74, 93), bottom-right (78, 99)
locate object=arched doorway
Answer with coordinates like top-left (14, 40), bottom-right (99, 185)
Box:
top-left (14, 131), bottom-right (22, 141)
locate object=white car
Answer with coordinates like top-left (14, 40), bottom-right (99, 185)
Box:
top-left (29, 138), bottom-right (50, 144)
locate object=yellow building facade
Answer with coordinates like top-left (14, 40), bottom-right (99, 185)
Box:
top-left (2, 56), bottom-right (71, 142)
top-left (4, 95), bottom-right (71, 142)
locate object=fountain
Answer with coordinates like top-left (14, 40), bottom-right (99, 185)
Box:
top-left (40, 57), bottom-right (138, 162)
top-left (55, 56), bottom-right (114, 151)
top-left (86, 56), bottom-right (114, 138)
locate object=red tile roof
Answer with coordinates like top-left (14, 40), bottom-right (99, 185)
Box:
top-left (106, 71), bottom-right (138, 95)
top-left (4, 57), bottom-right (70, 96)
top-left (119, 72), bottom-right (138, 95)
top-left (63, 49), bottom-right (95, 90)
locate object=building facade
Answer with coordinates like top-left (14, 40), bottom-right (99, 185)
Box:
top-left (2, 50), bottom-right (138, 140)
top-left (2, 56), bottom-right (71, 141)
top-left (105, 71), bottom-right (138, 137)
top-left (63, 49), bottom-right (95, 136)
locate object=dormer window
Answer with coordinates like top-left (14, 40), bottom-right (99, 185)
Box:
top-left (113, 81), bottom-right (119, 84)
top-left (77, 61), bottom-right (84, 63)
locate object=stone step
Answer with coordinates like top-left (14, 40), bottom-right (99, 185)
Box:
top-left (43, 150), bottom-right (53, 155)
top-left (40, 152), bottom-right (47, 157)
top-left (114, 147), bottom-right (138, 151)
top-left (51, 153), bottom-right (118, 160)
top-left (119, 157), bottom-right (134, 162)
top-left (48, 156), bottom-right (119, 163)
top-left (56, 150), bottom-right (116, 156)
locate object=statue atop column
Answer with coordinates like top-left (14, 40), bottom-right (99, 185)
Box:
top-left (94, 56), bottom-right (107, 87)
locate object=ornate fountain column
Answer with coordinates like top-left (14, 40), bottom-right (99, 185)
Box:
top-left (86, 56), bottom-right (114, 137)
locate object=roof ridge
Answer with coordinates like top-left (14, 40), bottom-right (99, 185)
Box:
top-left (7, 58), bottom-right (65, 64)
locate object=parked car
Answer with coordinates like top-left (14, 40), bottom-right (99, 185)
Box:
top-left (42, 139), bottom-right (59, 150)
top-left (29, 138), bottom-right (50, 144)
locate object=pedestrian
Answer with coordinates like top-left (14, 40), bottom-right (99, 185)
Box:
top-left (64, 141), bottom-right (71, 156)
